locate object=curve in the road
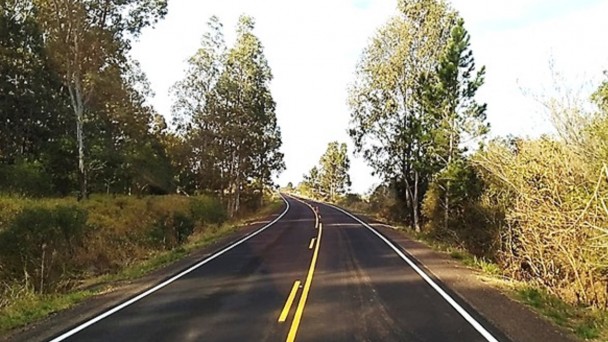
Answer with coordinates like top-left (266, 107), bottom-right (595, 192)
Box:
top-left (321, 201), bottom-right (500, 342)
top-left (49, 195), bottom-right (291, 342)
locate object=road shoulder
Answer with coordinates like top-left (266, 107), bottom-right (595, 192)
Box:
top-left (358, 217), bottom-right (578, 342)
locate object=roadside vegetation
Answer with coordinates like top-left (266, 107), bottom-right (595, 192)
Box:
top-left (291, 0), bottom-right (608, 339)
top-left (0, 193), bottom-right (283, 334)
top-left (1, 1), bottom-right (284, 336)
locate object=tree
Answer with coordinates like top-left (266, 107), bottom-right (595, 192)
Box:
top-left (302, 142), bottom-right (351, 201)
top-left (348, 0), bottom-right (456, 230)
top-left (421, 18), bottom-right (487, 231)
top-left (33, 0), bottom-right (168, 198)
top-left (318, 142), bottom-right (351, 201)
top-left (171, 15), bottom-right (284, 215)
top-left (302, 165), bottom-right (321, 197)
top-left (0, 0), bottom-right (75, 195)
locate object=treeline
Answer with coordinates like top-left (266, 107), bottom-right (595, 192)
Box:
top-left (349, 0), bottom-right (608, 309)
top-left (0, 1), bottom-right (283, 214)
top-left (297, 141), bottom-right (351, 202)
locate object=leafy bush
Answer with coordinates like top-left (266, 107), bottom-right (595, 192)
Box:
top-left (190, 196), bottom-right (226, 224)
top-left (421, 159), bottom-right (501, 258)
top-left (0, 205), bottom-right (89, 293)
top-left (0, 161), bottom-right (53, 197)
top-left (149, 212), bottom-right (195, 249)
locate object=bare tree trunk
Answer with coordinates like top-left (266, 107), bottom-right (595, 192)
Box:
top-left (234, 173), bottom-right (241, 216)
top-left (68, 77), bottom-right (87, 200)
top-left (413, 170), bottom-right (420, 232)
top-left (444, 117), bottom-right (455, 232)
top-left (77, 109), bottom-right (87, 199)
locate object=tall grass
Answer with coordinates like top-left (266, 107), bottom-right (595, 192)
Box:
top-left (0, 194), bottom-right (282, 334)
top-left (0, 195), bottom-right (227, 295)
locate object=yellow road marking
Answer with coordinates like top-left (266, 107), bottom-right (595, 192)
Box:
top-left (286, 198), bottom-right (322, 342)
top-left (282, 195), bottom-right (322, 342)
top-left (278, 280), bottom-right (301, 323)
top-left (308, 238), bottom-right (316, 250)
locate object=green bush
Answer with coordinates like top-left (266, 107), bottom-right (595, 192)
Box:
top-left (189, 196), bottom-right (226, 224)
top-left (0, 161), bottom-right (53, 197)
top-left (422, 159), bottom-right (502, 258)
top-left (149, 211), bottom-right (196, 250)
top-left (0, 205), bottom-right (89, 293)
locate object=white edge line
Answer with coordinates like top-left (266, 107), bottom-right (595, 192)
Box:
top-left (49, 194), bottom-right (291, 342)
top-left (322, 202), bottom-right (499, 342)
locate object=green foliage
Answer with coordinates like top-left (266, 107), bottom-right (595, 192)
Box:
top-left (171, 15), bottom-right (284, 216)
top-left (348, 0), bottom-right (459, 229)
top-left (301, 142), bottom-right (351, 202)
top-left (0, 205), bottom-right (89, 293)
top-left (0, 161), bottom-right (53, 197)
top-left (190, 196), bottom-right (227, 224)
top-left (149, 212), bottom-right (195, 249)
top-left (421, 159), bottom-right (500, 257)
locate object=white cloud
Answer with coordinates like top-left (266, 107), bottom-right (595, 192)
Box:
top-left (131, 0), bottom-right (608, 194)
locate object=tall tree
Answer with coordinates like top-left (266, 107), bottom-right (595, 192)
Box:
top-left (348, 0), bottom-right (456, 230)
top-left (171, 15), bottom-right (284, 215)
top-left (318, 142), bottom-right (351, 201)
top-left (33, 0), bottom-right (168, 198)
top-left (0, 0), bottom-right (75, 195)
top-left (302, 166), bottom-right (321, 197)
top-left (422, 18), bottom-right (487, 231)
top-left (302, 142), bottom-right (351, 201)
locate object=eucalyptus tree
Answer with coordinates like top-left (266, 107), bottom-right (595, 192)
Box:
top-left (302, 142), bottom-right (351, 201)
top-left (33, 0), bottom-right (168, 198)
top-left (219, 15), bottom-right (284, 214)
top-left (348, 0), bottom-right (456, 230)
top-left (319, 142), bottom-right (351, 201)
top-left (172, 15), bottom-right (284, 215)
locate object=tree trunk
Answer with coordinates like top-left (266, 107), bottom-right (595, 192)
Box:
top-left (68, 77), bottom-right (87, 200)
top-left (234, 176), bottom-right (241, 216)
top-left (444, 116), bottom-right (455, 232)
top-left (77, 111), bottom-right (87, 199)
top-left (413, 170), bottom-right (420, 232)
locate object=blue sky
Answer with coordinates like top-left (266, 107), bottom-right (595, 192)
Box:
top-left (131, 0), bottom-right (608, 194)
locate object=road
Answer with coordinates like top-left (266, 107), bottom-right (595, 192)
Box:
top-left (48, 195), bottom-right (509, 342)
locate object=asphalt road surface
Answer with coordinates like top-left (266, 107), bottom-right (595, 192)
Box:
top-left (49, 195), bottom-right (510, 342)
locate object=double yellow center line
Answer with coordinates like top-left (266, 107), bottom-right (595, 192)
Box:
top-left (278, 197), bottom-right (322, 342)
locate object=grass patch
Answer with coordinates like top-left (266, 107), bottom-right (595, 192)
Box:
top-left (0, 288), bottom-right (94, 334)
top-left (511, 284), bottom-right (608, 341)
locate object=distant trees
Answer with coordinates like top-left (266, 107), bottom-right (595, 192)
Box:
top-left (171, 15), bottom-right (284, 216)
top-left (300, 141), bottom-right (351, 201)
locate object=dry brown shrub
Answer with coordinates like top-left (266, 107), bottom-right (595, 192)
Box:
top-left (475, 138), bottom-right (608, 307)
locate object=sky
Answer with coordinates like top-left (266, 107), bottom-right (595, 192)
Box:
top-left (130, 0), bottom-right (608, 195)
